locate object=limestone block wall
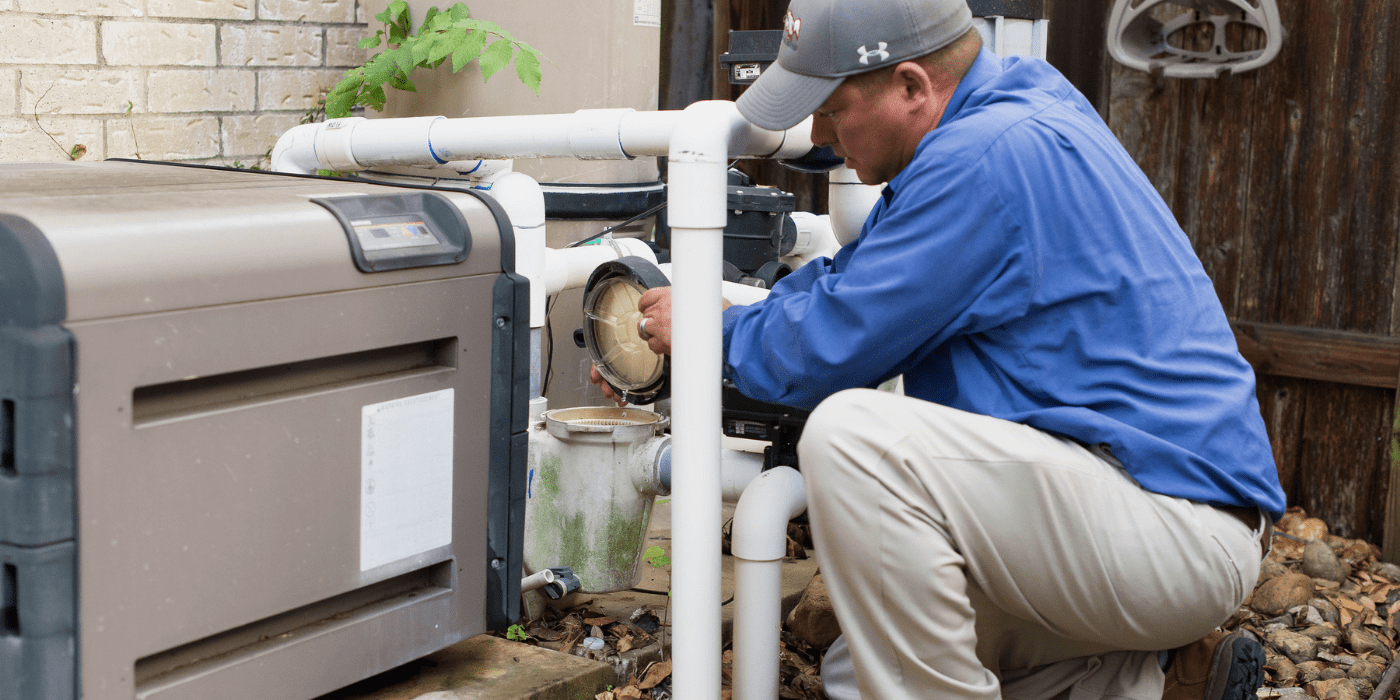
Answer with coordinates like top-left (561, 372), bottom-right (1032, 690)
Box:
top-left (0, 0), bottom-right (370, 165)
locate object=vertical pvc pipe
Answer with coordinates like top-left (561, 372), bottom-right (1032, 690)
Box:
top-left (729, 467), bottom-right (808, 700)
top-left (669, 223), bottom-right (725, 700)
top-left (733, 560), bottom-right (784, 700)
top-left (667, 100), bottom-right (745, 700)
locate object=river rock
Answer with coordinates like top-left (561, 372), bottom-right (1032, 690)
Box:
top-left (1301, 625), bottom-right (1340, 642)
top-left (1289, 604), bottom-right (1326, 627)
top-left (1265, 654), bottom-right (1298, 684)
top-left (1371, 561), bottom-right (1400, 583)
top-left (1349, 657), bottom-right (1383, 686)
top-left (1303, 540), bottom-right (1347, 582)
top-left (1253, 573), bottom-right (1316, 616)
top-left (1309, 598), bottom-right (1341, 625)
top-left (1350, 679), bottom-right (1374, 699)
top-left (786, 573), bottom-right (841, 647)
top-left (1297, 661), bottom-right (1327, 685)
top-left (1344, 628), bottom-right (1390, 660)
top-left (1259, 559), bottom-right (1289, 585)
top-left (1319, 666), bottom-right (1349, 681)
top-left (1307, 678), bottom-right (1359, 700)
top-left (1293, 518), bottom-right (1330, 541)
top-left (1267, 629), bottom-right (1319, 664)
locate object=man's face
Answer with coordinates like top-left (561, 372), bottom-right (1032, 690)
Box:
top-left (810, 76), bottom-right (910, 186)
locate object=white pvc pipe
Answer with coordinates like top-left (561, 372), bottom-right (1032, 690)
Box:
top-left (667, 100), bottom-right (762, 700)
top-left (656, 263), bottom-right (771, 307)
top-left (780, 211), bottom-right (840, 270)
top-left (520, 567), bottom-right (557, 594)
top-left (720, 448), bottom-right (765, 503)
top-left (271, 109), bottom-right (815, 175)
top-left (827, 167), bottom-right (884, 247)
top-left (542, 238), bottom-right (657, 296)
top-left (484, 171), bottom-right (548, 328)
top-left (730, 467), bottom-right (808, 700)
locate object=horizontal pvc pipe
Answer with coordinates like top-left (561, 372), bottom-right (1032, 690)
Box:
top-left (520, 567), bottom-right (556, 594)
top-left (271, 108), bottom-right (815, 176)
top-left (730, 467), bottom-right (808, 700)
top-left (542, 238), bottom-right (656, 297)
top-left (656, 263), bottom-right (771, 307)
top-left (721, 449), bottom-right (764, 503)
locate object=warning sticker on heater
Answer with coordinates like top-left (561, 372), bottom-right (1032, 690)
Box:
top-left (360, 389), bottom-right (454, 572)
top-left (633, 0), bottom-right (660, 27)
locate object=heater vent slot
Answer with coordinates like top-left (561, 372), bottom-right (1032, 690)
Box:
top-left (132, 338), bottom-right (457, 426)
top-left (134, 559), bottom-right (453, 690)
top-left (2, 562), bottom-right (17, 636)
top-left (1, 399), bottom-right (14, 477)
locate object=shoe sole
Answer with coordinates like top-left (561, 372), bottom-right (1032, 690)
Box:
top-left (1208, 633), bottom-right (1265, 700)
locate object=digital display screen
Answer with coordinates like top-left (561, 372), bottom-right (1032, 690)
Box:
top-left (352, 218), bottom-right (442, 251)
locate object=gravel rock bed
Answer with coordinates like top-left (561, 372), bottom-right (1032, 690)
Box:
top-left (1228, 507), bottom-right (1400, 700)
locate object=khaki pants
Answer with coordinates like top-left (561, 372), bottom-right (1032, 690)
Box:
top-left (801, 390), bottom-right (1264, 700)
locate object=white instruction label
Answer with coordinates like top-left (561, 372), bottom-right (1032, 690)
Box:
top-left (360, 389), bottom-right (454, 572)
top-left (633, 0), bottom-right (660, 27)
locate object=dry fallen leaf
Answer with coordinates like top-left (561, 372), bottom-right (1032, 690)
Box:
top-left (639, 660), bottom-right (672, 689)
top-left (616, 685), bottom-right (643, 699)
top-left (585, 616), bottom-right (617, 626)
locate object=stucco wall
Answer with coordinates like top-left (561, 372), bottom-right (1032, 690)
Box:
top-left (0, 0), bottom-right (370, 165)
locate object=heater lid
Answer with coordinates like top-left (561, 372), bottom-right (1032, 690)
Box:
top-left (581, 256), bottom-right (669, 405)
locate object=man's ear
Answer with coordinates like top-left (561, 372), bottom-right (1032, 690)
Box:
top-left (894, 62), bottom-right (934, 106)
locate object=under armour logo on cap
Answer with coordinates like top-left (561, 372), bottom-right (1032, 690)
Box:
top-left (783, 9), bottom-right (802, 49)
top-left (857, 42), bottom-right (890, 65)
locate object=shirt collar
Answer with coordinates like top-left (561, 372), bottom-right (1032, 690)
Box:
top-left (885, 47), bottom-right (1002, 194)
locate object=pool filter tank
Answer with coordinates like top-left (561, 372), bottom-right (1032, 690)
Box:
top-left (0, 160), bottom-right (529, 700)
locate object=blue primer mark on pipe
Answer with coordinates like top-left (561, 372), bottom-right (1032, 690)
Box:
top-left (527, 468), bottom-right (534, 499)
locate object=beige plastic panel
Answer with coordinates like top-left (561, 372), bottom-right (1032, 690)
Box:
top-left (365, 0), bottom-right (661, 184)
top-left (0, 161), bottom-right (505, 322)
top-left (70, 275), bottom-right (497, 700)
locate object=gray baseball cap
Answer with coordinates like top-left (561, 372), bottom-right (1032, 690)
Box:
top-left (736, 0), bottom-right (974, 131)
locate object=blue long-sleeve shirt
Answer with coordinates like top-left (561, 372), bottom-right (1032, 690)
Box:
top-left (721, 49), bottom-right (1286, 519)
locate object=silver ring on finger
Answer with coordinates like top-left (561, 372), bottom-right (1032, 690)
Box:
top-left (637, 316), bottom-right (652, 340)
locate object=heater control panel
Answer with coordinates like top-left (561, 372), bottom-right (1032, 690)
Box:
top-left (314, 191), bottom-right (473, 272)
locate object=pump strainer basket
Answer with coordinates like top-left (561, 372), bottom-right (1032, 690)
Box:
top-left (580, 256), bottom-right (670, 405)
top-left (1107, 0), bottom-right (1284, 78)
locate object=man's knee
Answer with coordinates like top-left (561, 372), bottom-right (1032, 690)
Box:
top-left (798, 389), bottom-right (897, 481)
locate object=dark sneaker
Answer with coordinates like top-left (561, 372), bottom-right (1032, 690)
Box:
top-left (1162, 630), bottom-right (1265, 700)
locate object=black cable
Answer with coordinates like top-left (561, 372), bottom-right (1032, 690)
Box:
top-left (541, 294), bottom-right (558, 397)
top-left (565, 199), bottom-right (669, 248)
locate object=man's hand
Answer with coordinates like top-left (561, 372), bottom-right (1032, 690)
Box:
top-left (587, 287), bottom-right (733, 405)
top-left (636, 287), bottom-right (673, 355)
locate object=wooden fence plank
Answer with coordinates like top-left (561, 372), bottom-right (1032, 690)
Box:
top-left (1232, 321), bottom-right (1400, 389)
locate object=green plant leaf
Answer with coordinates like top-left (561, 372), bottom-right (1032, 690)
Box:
top-left (391, 44), bottom-right (417, 73)
top-left (417, 5), bottom-right (440, 33)
top-left (325, 69), bottom-right (362, 118)
top-left (388, 70), bottom-right (417, 93)
top-left (357, 31), bottom-right (383, 50)
top-left (364, 84), bottom-right (388, 112)
top-left (409, 34), bottom-right (435, 64)
top-left (506, 623), bottom-right (530, 642)
top-left (448, 2), bottom-right (470, 21)
top-left (361, 53), bottom-right (397, 91)
top-left (643, 546), bottom-right (664, 559)
top-left (479, 38), bottom-right (513, 82)
top-left (449, 29), bottom-right (488, 73)
top-left (381, 0), bottom-right (411, 41)
top-left (514, 47), bottom-right (541, 94)
top-left (426, 33), bottom-right (454, 64)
